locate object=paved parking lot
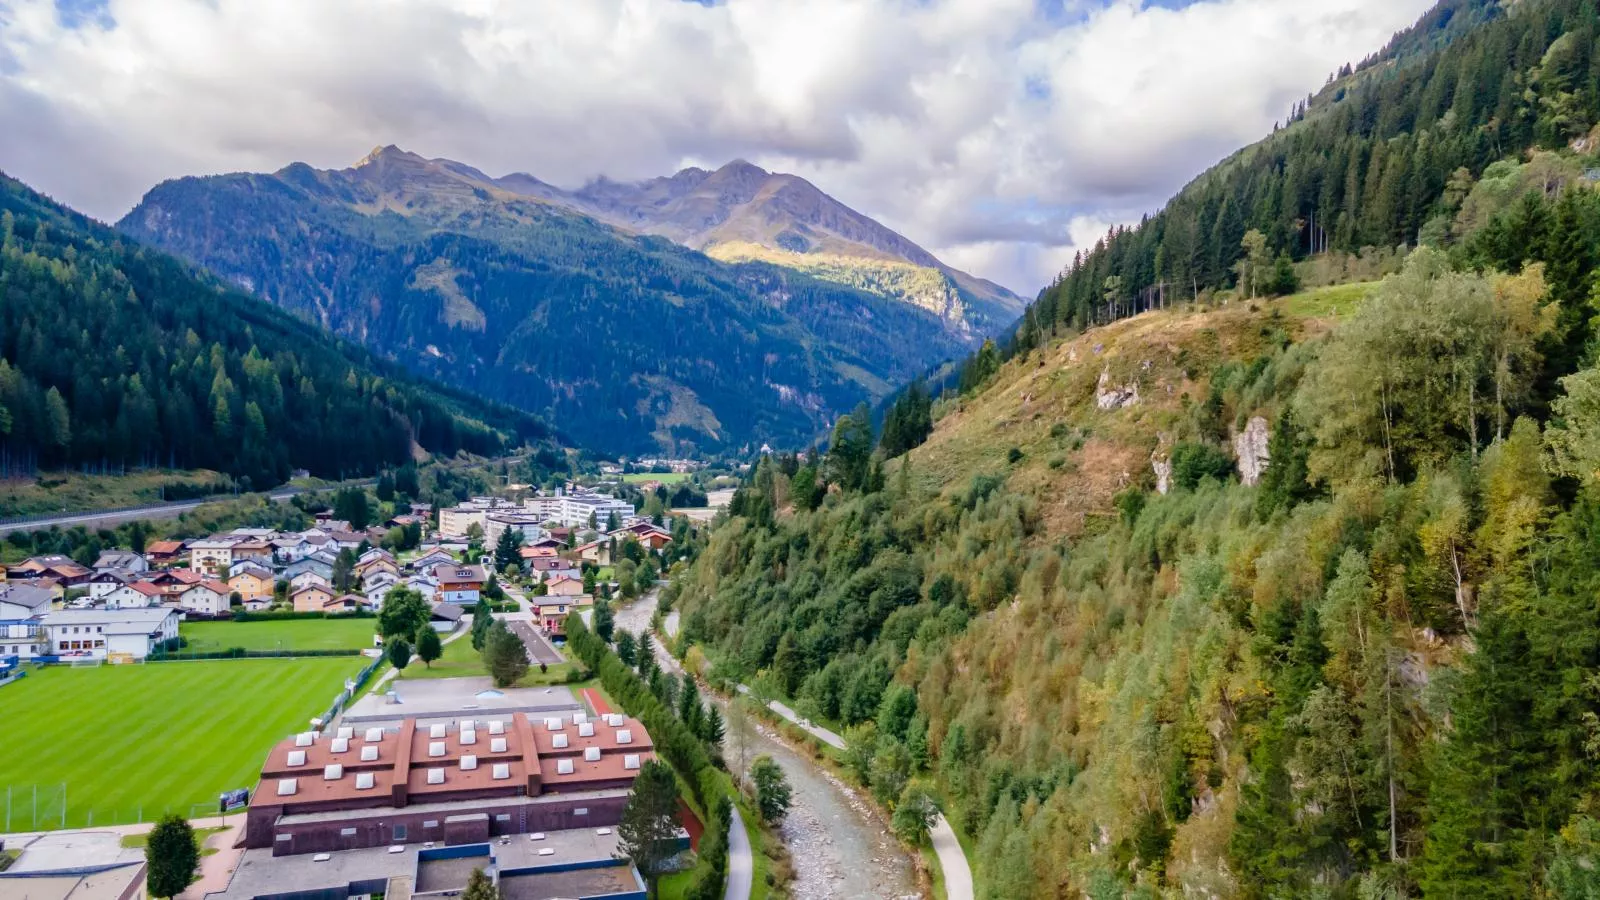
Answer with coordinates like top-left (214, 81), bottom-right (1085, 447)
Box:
top-left (508, 620), bottom-right (565, 665)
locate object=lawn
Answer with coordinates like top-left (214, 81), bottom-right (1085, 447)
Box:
top-left (390, 630), bottom-right (576, 687)
top-left (621, 472), bottom-right (690, 484)
top-left (181, 618), bottom-right (379, 653)
top-left (0, 657), bottom-right (366, 829)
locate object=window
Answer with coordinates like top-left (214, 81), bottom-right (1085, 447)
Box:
top-left (393, 824), bottom-right (407, 841)
top-left (423, 820), bottom-right (439, 829)
top-left (495, 814), bottom-right (511, 823)
top-left (574, 807), bottom-right (588, 816)
top-left (340, 828), bottom-right (357, 837)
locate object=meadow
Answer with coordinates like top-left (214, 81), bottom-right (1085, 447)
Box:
top-left (0, 657), bottom-right (365, 829)
top-left (180, 618), bottom-right (378, 653)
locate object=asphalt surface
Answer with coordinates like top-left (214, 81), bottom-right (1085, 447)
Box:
top-left (508, 619), bottom-right (565, 666)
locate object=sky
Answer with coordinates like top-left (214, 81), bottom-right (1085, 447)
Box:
top-left (0, 0), bottom-right (1436, 296)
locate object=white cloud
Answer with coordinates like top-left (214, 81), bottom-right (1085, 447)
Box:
top-left (0, 0), bottom-right (1433, 294)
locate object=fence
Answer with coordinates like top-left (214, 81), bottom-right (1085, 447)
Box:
top-left (148, 647), bottom-right (362, 662)
top-left (316, 655), bottom-right (385, 727)
top-left (0, 784), bottom-right (224, 832)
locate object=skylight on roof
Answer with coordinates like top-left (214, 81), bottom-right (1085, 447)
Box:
top-left (365, 728), bottom-right (383, 742)
top-left (491, 738), bottom-right (508, 753)
top-left (572, 712), bottom-right (588, 725)
top-left (287, 750), bottom-right (306, 767)
top-left (337, 726), bottom-right (354, 740)
top-left (330, 738), bottom-right (349, 753)
top-left (323, 764), bottom-right (343, 781)
top-left (427, 768), bottom-right (445, 785)
top-left (552, 734), bottom-right (569, 749)
top-left (355, 773), bottom-right (375, 790)
top-left (578, 722), bottom-right (595, 737)
top-left (460, 730), bottom-right (476, 745)
top-left (545, 718), bottom-right (565, 731)
top-left (461, 755), bottom-right (478, 771)
top-left (428, 741), bottom-right (445, 758)
top-left (488, 721), bottom-right (506, 735)
top-left (295, 732), bottom-right (315, 747)
top-left (276, 778), bottom-right (297, 796)
top-left (584, 747), bottom-right (601, 762)
top-left (360, 745), bottom-right (379, 762)
top-left (429, 724), bottom-right (446, 738)
top-left (556, 759), bottom-right (574, 775)
top-left (492, 763), bottom-right (510, 780)
top-left (617, 730), bottom-right (633, 744)
top-left (624, 754), bottom-right (640, 770)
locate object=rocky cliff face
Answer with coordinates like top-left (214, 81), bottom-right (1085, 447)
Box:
top-left (1233, 416), bottom-right (1272, 486)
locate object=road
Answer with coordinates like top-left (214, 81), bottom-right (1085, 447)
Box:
top-left (0, 484), bottom-right (347, 535)
top-left (724, 804), bottom-right (754, 900)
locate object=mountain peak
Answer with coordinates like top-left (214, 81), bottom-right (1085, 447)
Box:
top-left (355, 144), bottom-right (424, 169)
top-left (716, 159), bottom-right (767, 177)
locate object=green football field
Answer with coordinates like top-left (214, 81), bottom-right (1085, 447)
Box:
top-left (181, 618), bottom-right (379, 652)
top-left (0, 657), bottom-right (366, 830)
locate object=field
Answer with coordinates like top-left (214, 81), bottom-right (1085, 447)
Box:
top-left (390, 632), bottom-right (574, 686)
top-left (0, 657), bottom-right (366, 829)
top-left (181, 618), bottom-right (378, 653)
top-left (621, 472), bottom-right (690, 484)
top-left (0, 469), bottom-right (232, 521)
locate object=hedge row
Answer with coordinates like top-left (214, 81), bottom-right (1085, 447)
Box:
top-left (565, 615), bottom-right (731, 898)
top-left (229, 609), bottom-right (375, 622)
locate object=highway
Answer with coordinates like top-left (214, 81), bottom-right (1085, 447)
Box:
top-left (0, 485), bottom-right (320, 535)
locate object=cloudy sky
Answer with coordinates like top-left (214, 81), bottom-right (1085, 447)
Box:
top-left (0, 0), bottom-right (1434, 295)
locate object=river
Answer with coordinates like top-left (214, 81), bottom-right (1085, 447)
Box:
top-left (612, 595), bottom-right (920, 900)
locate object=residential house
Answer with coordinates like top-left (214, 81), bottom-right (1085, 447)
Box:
top-left (144, 568), bottom-right (203, 600)
top-left (429, 602), bottom-right (465, 633)
top-left (93, 550), bottom-right (148, 574)
top-left (530, 557), bottom-right (581, 582)
top-left (231, 539), bottom-right (274, 566)
top-left (188, 536), bottom-right (241, 576)
top-left (43, 607), bottom-right (179, 659)
top-left (327, 530), bottom-right (365, 552)
top-left (178, 580), bottom-right (232, 617)
top-left (228, 562), bottom-right (275, 603)
top-left (143, 539), bottom-right (187, 566)
top-left (283, 556), bottom-right (334, 585)
top-left (8, 555), bottom-right (91, 587)
top-left (433, 565), bottom-right (486, 605)
top-left (545, 574), bottom-right (586, 597)
top-left (323, 594), bottom-right (374, 614)
top-left (290, 570), bottom-right (332, 593)
top-left (410, 549), bottom-right (457, 572)
top-left (366, 579), bottom-right (401, 608)
top-left (87, 569), bottom-right (133, 600)
top-left (403, 573), bottom-right (439, 603)
top-left (0, 583), bottom-right (53, 620)
top-left (0, 583), bottom-right (53, 660)
top-left (574, 540), bottom-right (613, 567)
top-left (518, 544), bottom-right (559, 563)
top-left (361, 568), bottom-right (400, 596)
top-left (290, 583), bottom-right (336, 613)
top-left (105, 581), bottom-right (165, 609)
top-left (354, 549), bottom-right (399, 583)
top-left (409, 502), bottom-right (433, 518)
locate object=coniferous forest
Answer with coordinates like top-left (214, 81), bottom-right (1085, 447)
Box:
top-left (667, 1), bottom-right (1600, 896)
top-left (0, 173), bottom-right (554, 487)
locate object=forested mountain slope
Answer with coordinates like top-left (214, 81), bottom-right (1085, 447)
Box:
top-left (665, 1), bottom-right (1600, 896)
top-left (118, 147), bottom-right (972, 455)
top-left (1012, 0), bottom-right (1596, 351)
top-left (0, 172), bottom-right (553, 487)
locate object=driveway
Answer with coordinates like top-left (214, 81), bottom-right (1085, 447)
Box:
top-left (507, 619), bottom-right (564, 666)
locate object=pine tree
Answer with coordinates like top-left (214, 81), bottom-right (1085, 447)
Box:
top-left (482, 620), bottom-right (529, 688)
top-left (415, 625), bottom-right (442, 668)
top-left (617, 760), bottom-right (681, 892)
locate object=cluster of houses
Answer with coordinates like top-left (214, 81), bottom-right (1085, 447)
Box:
top-left (0, 488), bottom-right (676, 666)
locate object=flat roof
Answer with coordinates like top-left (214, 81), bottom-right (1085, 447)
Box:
top-left (0, 867), bottom-right (146, 900)
top-left (340, 677), bottom-right (580, 725)
top-left (207, 828), bottom-right (623, 900)
top-left (501, 864), bottom-right (638, 900)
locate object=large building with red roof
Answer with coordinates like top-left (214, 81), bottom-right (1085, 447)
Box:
top-left (244, 710), bottom-right (655, 855)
